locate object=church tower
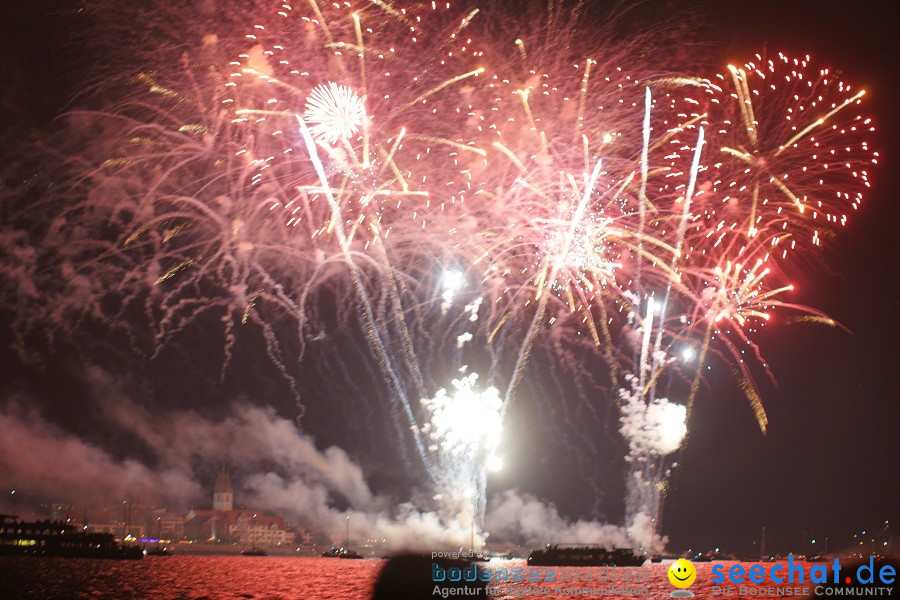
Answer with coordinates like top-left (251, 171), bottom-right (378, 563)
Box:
top-left (213, 468), bottom-right (233, 512)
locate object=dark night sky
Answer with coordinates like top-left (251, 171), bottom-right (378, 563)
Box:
top-left (658, 0), bottom-right (900, 554)
top-left (1, 0), bottom-right (897, 556)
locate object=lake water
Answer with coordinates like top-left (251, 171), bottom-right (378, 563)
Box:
top-left (0, 555), bottom-right (881, 599)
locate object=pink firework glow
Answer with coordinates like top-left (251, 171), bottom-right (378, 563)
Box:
top-left (1, 0), bottom-right (878, 549)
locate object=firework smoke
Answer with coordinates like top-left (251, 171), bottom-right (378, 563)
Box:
top-left (0, 0), bottom-right (877, 551)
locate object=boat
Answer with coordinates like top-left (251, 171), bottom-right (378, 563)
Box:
top-left (0, 515), bottom-right (143, 560)
top-left (649, 553), bottom-right (685, 563)
top-left (145, 547), bottom-right (173, 556)
top-left (690, 550), bottom-right (731, 562)
top-left (322, 545), bottom-right (363, 559)
top-left (690, 553), bottom-right (712, 562)
top-left (527, 545), bottom-right (646, 567)
top-left (241, 547), bottom-right (268, 556)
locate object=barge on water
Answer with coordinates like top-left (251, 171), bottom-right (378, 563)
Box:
top-left (0, 514), bottom-right (143, 560)
top-left (527, 544), bottom-right (646, 567)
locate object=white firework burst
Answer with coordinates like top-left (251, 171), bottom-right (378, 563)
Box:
top-left (421, 372), bottom-right (502, 459)
top-left (303, 82), bottom-right (366, 144)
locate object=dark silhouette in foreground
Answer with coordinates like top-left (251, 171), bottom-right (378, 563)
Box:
top-left (372, 554), bottom-right (488, 600)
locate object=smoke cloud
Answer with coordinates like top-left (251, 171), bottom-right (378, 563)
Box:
top-left (0, 366), bottom-right (652, 551)
top-left (484, 490), bottom-right (632, 548)
top-left (0, 401), bottom-right (202, 507)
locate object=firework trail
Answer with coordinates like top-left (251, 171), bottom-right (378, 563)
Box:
top-left (0, 0), bottom-right (878, 551)
top-left (421, 372), bottom-right (502, 531)
top-left (455, 41), bottom-right (874, 546)
top-left (225, 0), bottom-right (507, 527)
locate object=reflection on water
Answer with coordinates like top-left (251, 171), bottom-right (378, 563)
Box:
top-left (1, 555), bottom-right (380, 599)
top-left (0, 556), bottom-right (854, 599)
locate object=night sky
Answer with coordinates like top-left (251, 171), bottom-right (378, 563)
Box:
top-left (660, 0), bottom-right (900, 554)
top-left (1, 0), bottom-right (897, 557)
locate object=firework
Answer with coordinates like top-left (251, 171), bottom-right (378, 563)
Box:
top-left (421, 371), bottom-right (502, 524)
top-left (303, 82), bottom-right (366, 144)
top-left (1, 0), bottom-right (878, 552)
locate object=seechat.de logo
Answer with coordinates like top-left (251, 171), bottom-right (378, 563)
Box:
top-left (710, 554), bottom-right (896, 597)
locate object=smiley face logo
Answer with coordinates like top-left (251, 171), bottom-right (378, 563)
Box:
top-left (668, 558), bottom-right (697, 589)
